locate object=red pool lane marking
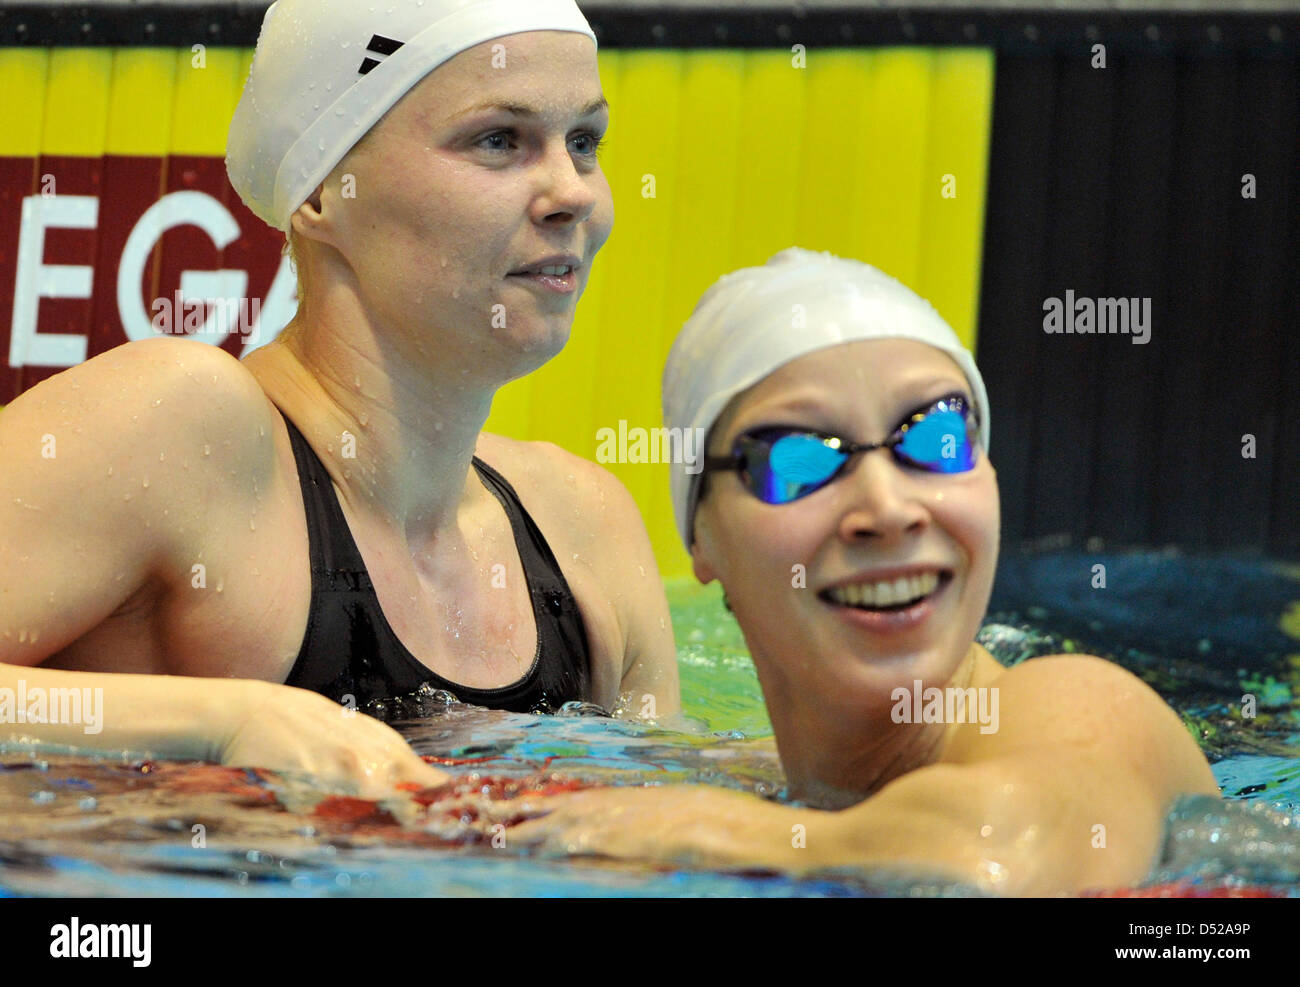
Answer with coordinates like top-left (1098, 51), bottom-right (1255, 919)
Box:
top-left (137, 763), bottom-right (280, 805)
top-left (404, 774), bottom-right (595, 807)
top-left (1085, 883), bottom-right (1285, 898)
top-left (130, 761), bottom-right (597, 838)
top-left (316, 774), bottom-right (597, 832)
top-left (312, 796), bottom-right (399, 827)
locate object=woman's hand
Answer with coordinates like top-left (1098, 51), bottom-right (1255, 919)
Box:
top-left (219, 682), bottom-right (450, 798)
top-left (507, 784), bottom-right (806, 871)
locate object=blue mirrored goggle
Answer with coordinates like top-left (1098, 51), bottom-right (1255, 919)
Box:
top-left (702, 394), bottom-right (979, 506)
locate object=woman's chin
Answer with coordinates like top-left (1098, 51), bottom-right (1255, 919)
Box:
top-left (496, 324), bottom-right (572, 375)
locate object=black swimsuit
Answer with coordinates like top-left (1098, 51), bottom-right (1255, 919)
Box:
top-left (275, 409), bottom-right (591, 714)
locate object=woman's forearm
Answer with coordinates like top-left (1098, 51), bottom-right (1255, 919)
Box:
top-left (520, 776), bottom-right (1014, 889)
top-left (0, 661), bottom-right (259, 762)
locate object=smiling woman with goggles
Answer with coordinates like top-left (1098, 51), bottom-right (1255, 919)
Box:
top-left (701, 393), bottom-right (980, 506)
top-left (503, 250), bottom-right (1219, 897)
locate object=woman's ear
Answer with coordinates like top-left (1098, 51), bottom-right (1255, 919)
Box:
top-left (690, 521), bottom-right (718, 586)
top-left (289, 183), bottom-right (332, 247)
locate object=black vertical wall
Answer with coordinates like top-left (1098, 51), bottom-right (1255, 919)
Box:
top-left (979, 45), bottom-right (1300, 558)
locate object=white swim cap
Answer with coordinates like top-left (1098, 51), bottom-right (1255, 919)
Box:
top-left (663, 248), bottom-right (992, 550)
top-left (227, 0), bottom-right (597, 232)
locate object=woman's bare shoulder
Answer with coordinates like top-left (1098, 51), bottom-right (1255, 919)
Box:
top-left (948, 650), bottom-right (1218, 796)
top-left (10, 335), bottom-right (276, 477)
top-left (474, 433), bottom-right (642, 536)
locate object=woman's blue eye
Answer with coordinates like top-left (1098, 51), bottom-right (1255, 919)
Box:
top-left (570, 132), bottom-right (604, 156)
top-left (476, 130), bottom-right (603, 157)
top-left (477, 131), bottom-right (515, 152)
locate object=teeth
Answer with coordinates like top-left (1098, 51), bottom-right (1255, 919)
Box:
top-left (537, 265), bottom-right (572, 276)
top-left (827, 571), bottom-right (941, 609)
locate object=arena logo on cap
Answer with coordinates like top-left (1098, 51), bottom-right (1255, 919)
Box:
top-left (359, 34), bottom-right (406, 75)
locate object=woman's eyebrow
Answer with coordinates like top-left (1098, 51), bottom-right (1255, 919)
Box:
top-left (450, 96), bottom-right (609, 120)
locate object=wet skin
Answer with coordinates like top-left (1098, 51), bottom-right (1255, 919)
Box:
top-left (509, 339), bottom-right (1219, 895)
top-left (0, 32), bottom-right (678, 795)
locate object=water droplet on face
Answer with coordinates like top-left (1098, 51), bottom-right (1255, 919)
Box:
top-left (216, 578), bottom-right (225, 593)
top-left (249, 519), bottom-right (256, 531)
top-left (203, 445), bottom-right (211, 457)
top-left (106, 466), bottom-right (113, 476)
top-left (142, 477), bottom-right (149, 489)
top-left (358, 411), bottom-right (369, 427)
top-left (152, 398), bottom-right (162, 407)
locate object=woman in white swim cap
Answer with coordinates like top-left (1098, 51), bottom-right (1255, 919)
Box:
top-left (0, 0), bottom-right (677, 800)
top-left (509, 249), bottom-right (1217, 895)
top-left (229, 0), bottom-right (680, 717)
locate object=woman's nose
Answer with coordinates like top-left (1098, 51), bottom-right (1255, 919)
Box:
top-left (531, 141), bottom-right (598, 226)
top-left (835, 450), bottom-right (930, 542)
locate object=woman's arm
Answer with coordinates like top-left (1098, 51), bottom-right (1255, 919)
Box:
top-left (602, 489), bottom-right (681, 718)
top-left (515, 442), bottom-right (682, 716)
top-left (0, 338), bottom-right (447, 795)
top-left (508, 655), bottom-right (1218, 894)
top-left (0, 662), bottom-right (449, 796)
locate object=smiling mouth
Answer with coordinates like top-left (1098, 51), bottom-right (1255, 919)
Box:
top-left (817, 571), bottom-right (953, 612)
top-left (509, 264), bottom-right (576, 277)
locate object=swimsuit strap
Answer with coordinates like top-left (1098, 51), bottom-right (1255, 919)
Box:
top-left (276, 407), bottom-right (590, 712)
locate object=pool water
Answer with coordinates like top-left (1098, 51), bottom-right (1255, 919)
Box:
top-left (1, 548), bottom-right (1297, 897)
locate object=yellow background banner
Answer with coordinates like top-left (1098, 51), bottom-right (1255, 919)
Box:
top-left (0, 45), bottom-right (994, 578)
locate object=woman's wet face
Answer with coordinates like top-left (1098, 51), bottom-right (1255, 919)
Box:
top-left (692, 339), bottom-right (1000, 718)
top-left (302, 31), bottom-right (613, 378)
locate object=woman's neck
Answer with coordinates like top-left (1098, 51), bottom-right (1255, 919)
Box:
top-left (241, 319), bottom-right (495, 546)
top-left (767, 642), bottom-right (992, 809)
